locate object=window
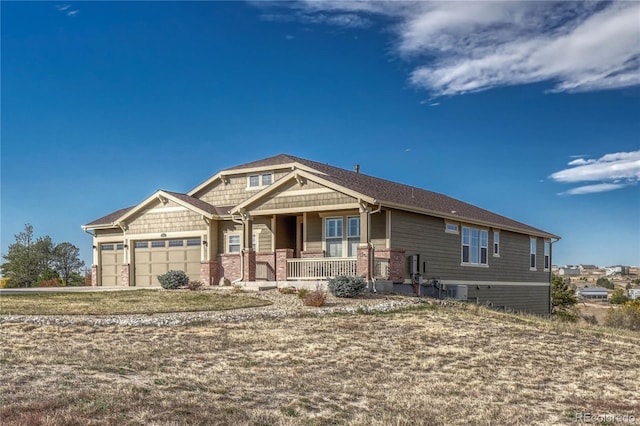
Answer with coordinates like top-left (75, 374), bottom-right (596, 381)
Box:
top-left (493, 231), bottom-right (500, 257)
top-left (247, 173), bottom-right (273, 188)
top-left (228, 235), bottom-right (241, 253)
top-left (134, 241), bottom-right (148, 249)
top-left (530, 238), bottom-right (537, 270)
top-left (325, 217), bottom-right (343, 257)
top-left (347, 216), bottom-right (360, 257)
top-left (187, 239), bottom-right (201, 246)
top-left (151, 241), bottom-right (165, 248)
top-left (461, 227), bottom-right (488, 266)
top-left (101, 244), bottom-right (114, 251)
top-left (248, 175), bottom-right (260, 187)
top-left (544, 240), bottom-right (550, 271)
top-left (169, 239), bottom-right (184, 247)
top-left (445, 222), bottom-right (459, 234)
top-left (116, 243), bottom-right (124, 250)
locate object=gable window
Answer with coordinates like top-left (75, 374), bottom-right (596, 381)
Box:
top-left (544, 240), bottom-right (550, 271)
top-left (325, 218), bottom-right (343, 257)
top-left (347, 216), bottom-right (360, 257)
top-left (247, 173), bottom-right (273, 189)
top-left (461, 227), bottom-right (488, 266)
top-left (445, 222), bottom-right (459, 234)
top-left (530, 238), bottom-right (537, 270)
top-left (493, 230), bottom-right (500, 257)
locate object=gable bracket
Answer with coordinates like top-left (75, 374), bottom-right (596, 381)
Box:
top-left (157, 195), bottom-right (168, 205)
top-left (294, 173), bottom-right (306, 187)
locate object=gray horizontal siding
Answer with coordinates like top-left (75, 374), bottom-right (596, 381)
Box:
top-left (466, 284), bottom-right (550, 315)
top-left (390, 209), bottom-right (551, 283)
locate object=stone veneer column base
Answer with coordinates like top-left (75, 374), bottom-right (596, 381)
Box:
top-left (120, 264), bottom-right (130, 286)
top-left (200, 261), bottom-right (220, 286)
top-left (276, 249), bottom-right (294, 281)
top-left (91, 265), bottom-right (98, 286)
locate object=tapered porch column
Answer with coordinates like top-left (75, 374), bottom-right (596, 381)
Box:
top-left (242, 217), bottom-right (256, 281)
top-left (358, 204), bottom-right (372, 281)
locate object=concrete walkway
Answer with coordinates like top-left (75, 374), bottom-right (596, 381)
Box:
top-left (0, 286), bottom-right (161, 295)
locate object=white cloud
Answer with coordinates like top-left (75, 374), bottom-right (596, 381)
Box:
top-left (67, 10), bottom-right (79, 17)
top-left (56, 4), bottom-right (71, 11)
top-left (258, 1), bottom-right (640, 96)
top-left (550, 150), bottom-right (640, 195)
top-left (561, 183), bottom-right (629, 196)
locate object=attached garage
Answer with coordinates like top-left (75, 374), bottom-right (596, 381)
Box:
top-left (100, 243), bottom-right (123, 286)
top-left (133, 238), bottom-right (202, 286)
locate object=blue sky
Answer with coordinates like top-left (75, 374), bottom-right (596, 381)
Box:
top-left (2, 1), bottom-right (639, 269)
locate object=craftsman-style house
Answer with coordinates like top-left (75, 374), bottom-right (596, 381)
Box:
top-left (83, 154), bottom-right (559, 314)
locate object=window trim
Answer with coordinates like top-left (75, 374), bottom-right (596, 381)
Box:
top-left (543, 239), bottom-right (550, 271)
top-left (226, 233), bottom-right (258, 254)
top-left (493, 230), bottom-right (500, 257)
top-left (530, 237), bottom-right (537, 271)
top-left (247, 171), bottom-right (274, 189)
top-left (461, 226), bottom-right (489, 267)
top-left (323, 215), bottom-right (361, 258)
top-left (445, 222), bottom-right (459, 234)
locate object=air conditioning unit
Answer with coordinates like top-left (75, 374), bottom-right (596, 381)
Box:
top-left (446, 285), bottom-right (468, 300)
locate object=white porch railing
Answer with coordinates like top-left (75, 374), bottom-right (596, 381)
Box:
top-left (374, 257), bottom-right (390, 279)
top-left (287, 258), bottom-right (357, 280)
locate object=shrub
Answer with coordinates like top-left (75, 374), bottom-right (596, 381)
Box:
top-left (280, 286), bottom-right (296, 295)
top-left (297, 288), bottom-right (309, 300)
top-left (38, 278), bottom-right (62, 287)
top-left (327, 275), bottom-right (367, 298)
top-left (610, 289), bottom-right (628, 305)
top-left (0, 277), bottom-right (16, 288)
top-left (187, 280), bottom-right (204, 291)
top-left (596, 277), bottom-right (614, 289)
top-left (157, 270), bottom-right (189, 289)
top-left (604, 299), bottom-right (640, 331)
top-left (303, 290), bottom-right (326, 307)
top-left (581, 314), bottom-right (598, 325)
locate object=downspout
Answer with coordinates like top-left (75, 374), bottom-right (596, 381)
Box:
top-left (231, 213), bottom-right (245, 284)
top-left (549, 237), bottom-right (561, 314)
top-left (368, 203), bottom-right (382, 292)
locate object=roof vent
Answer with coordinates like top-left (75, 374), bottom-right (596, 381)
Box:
top-left (354, 164), bottom-right (360, 174)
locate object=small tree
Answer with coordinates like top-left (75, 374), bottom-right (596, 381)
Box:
top-left (610, 289), bottom-right (628, 305)
top-left (551, 275), bottom-right (578, 320)
top-left (1, 224), bottom-right (40, 287)
top-left (52, 242), bottom-right (85, 286)
top-left (596, 277), bottom-right (614, 289)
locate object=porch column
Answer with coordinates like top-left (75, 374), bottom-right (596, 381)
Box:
top-left (242, 217), bottom-right (256, 281)
top-left (200, 260), bottom-right (219, 286)
top-left (276, 248), bottom-right (294, 281)
top-left (120, 264), bottom-right (131, 286)
top-left (357, 245), bottom-right (371, 281)
top-left (91, 265), bottom-right (98, 287)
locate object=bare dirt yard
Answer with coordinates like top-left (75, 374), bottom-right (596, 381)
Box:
top-left (1, 291), bottom-right (639, 425)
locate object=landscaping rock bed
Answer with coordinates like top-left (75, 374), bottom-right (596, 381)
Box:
top-left (0, 289), bottom-right (422, 327)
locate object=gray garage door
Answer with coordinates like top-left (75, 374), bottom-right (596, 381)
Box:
top-left (100, 243), bottom-right (123, 286)
top-left (133, 238), bottom-right (201, 286)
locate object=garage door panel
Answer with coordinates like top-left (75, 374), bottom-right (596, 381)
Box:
top-left (133, 238), bottom-right (201, 286)
top-left (100, 244), bottom-right (123, 286)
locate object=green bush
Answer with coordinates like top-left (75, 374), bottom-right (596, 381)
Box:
top-left (297, 288), bottom-right (309, 299)
top-left (157, 270), bottom-right (189, 289)
top-left (604, 299), bottom-right (640, 331)
top-left (610, 288), bottom-right (628, 305)
top-left (596, 277), bottom-right (614, 289)
top-left (327, 275), bottom-right (367, 298)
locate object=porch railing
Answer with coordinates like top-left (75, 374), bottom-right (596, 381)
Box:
top-left (286, 258), bottom-right (357, 280)
top-left (256, 261), bottom-right (275, 281)
top-left (374, 257), bottom-right (390, 279)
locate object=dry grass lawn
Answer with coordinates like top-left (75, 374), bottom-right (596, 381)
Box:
top-left (1, 303), bottom-right (639, 425)
top-left (0, 290), bottom-right (271, 315)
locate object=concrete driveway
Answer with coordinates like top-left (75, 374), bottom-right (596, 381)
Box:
top-left (0, 286), bottom-right (161, 295)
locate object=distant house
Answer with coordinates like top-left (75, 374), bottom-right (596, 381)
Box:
top-left (579, 264), bottom-right (604, 276)
top-left (605, 266), bottom-right (624, 276)
top-left (629, 288), bottom-right (640, 300)
top-left (82, 154), bottom-right (559, 314)
top-left (576, 287), bottom-right (608, 301)
top-left (558, 266), bottom-right (580, 277)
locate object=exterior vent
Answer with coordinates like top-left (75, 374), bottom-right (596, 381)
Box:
top-left (446, 284), bottom-right (468, 300)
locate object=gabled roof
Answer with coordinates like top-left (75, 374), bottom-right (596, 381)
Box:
top-left (223, 154), bottom-right (558, 238)
top-left (82, 206), bottom-right (135, 228)
top-left (83, 190), bottom-right (224, 229)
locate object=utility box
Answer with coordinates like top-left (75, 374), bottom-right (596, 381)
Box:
top-left (446, 285), bottom-right (468, 300)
